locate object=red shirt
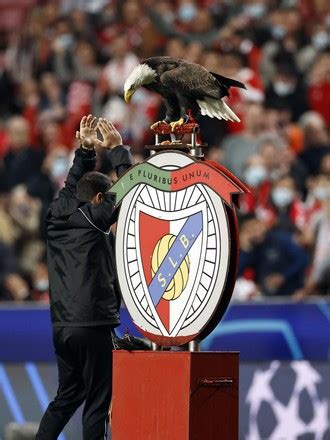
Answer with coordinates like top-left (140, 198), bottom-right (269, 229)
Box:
top-left (308, 81), bottom-right (330, 126)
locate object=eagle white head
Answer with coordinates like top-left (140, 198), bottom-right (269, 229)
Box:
top-left (124, 64), bottom-right (157, 102)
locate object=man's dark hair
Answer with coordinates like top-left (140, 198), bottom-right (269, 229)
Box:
top-left (238, 213), bottom-right (257, 231)
top-left (76, 172), bottom-right (111, 200)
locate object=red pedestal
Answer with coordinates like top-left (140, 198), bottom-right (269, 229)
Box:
top-left (112, 351), bottom-right (239, 440)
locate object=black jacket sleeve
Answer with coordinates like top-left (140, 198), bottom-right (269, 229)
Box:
top-left (78, 145), bottom-right (134, 231)
top-left (58, 147), bottom-right (96, 200)
top-left (48, 148), bottom-right (96, 219)
top-left (108, 144), bottom-right (134, 178)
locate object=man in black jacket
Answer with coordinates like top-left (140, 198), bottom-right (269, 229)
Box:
top-left (36, 115), bottom-right (133, 440)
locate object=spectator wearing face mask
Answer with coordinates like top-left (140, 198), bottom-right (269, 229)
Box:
top-left (31, 260), bottom-right (49, 302)
top-left (294, 173), bottom-right (330, 300)
top-left (305, 171), bottom-right (330, 224)
top-left (51, 16), bottom-right (76, 85)
top-left (265, 63), bottom-right (309, 121)
top-left (147, 1), bottom-right (219, 48)
top-left (260, 7), bottom-right (308, 85)
top-left (241, 154), bottom-right (270, 215)
top-left (297, 25), bottom-right (330, 74)
top-left (261, 175), bottom-right (307, 234)
top-left (238, 215), bottom-right (309, 297)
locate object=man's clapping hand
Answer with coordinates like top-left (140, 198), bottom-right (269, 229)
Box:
top-left (97, 118), bottom-right (122, 150)
top-left (76, 115), bottom-right (122, 150)
top-left (76, 114), bottom-right (101, 150)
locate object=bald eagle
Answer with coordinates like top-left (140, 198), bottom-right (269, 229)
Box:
top-left (124, 56), bottom-right (246, 130)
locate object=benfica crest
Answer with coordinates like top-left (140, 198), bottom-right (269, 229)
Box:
top-left (112, 151), bottom-right (248, 346)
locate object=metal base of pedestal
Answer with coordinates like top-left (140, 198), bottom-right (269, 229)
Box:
top-left (112, 351), bottom-right (239, 440)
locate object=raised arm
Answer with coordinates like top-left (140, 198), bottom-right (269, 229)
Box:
top-left (97, 118), bottom-right (134, 178)
top-left (58, 115), bottom-right (101, 199)
top-left (79, 118), bottom-right (134, 232)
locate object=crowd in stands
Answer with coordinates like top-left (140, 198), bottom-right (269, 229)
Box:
top-left (0, 0), bottom-right (329, 302)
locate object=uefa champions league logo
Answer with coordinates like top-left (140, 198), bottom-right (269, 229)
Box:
top-left (246, 361), bottom-right (330, 440)
top-left (112, 151), bottom-right (246, 345)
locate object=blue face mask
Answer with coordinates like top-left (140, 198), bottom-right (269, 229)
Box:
top-left (34, 279), bottom-right (49, 292)
top-left (273, 81), bottom-right (295, 96)
top-left (244, 4), bottom-right (266, 19)
top-left (272, 187), bottom-right (294, 208)
top-left (244, 165), bottom-right (267, 187)
top-left (312, 32), bottom-right (329, 50)
top-left (272, 26), bottom-right (286, 40)
top-left (51, 156), bottom-right (69, 178)
top-left (313, 186), bottom-right (330, 201)
top-left (178, 4), bottom-right (197, 23)
top-left (56, 34), bottom-right (74, 49)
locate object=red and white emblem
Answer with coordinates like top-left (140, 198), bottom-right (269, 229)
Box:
top-left (115, 151), bottom-right (247, 346)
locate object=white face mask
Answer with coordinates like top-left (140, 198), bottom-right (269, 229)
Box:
top-left (272, 187), bottom-right (294, 208)
top-left (313, 186), bottom-right (330, 201)
top-left (50, 156), bottom-right (69, 178)
top-left (272, 25), bottom-right (286, 40)
top-left (34, 279), bottom-right (49, 292)
top-left (55, 34), bottom-right (74, 50)
top-left (178, 4), bottom-right (197, 22)
top-left (312, 32), bottom-right (329, 50)
top-left (273, 81), bottom-right (295, 96)
top-left (244, 165), bottom-right (267, 187)
top-left (244, 4), bottom-right (266, 19)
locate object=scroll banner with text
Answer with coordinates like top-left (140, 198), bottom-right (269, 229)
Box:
top-left (111, 161), bottom-right (245, 207)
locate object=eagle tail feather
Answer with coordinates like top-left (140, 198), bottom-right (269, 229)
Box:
top-left (214, 101), bottom-right (230, 121)
top-left (198, 99), bottom-right (214, 118)
top-left (210, 72), bottom-right (246, 90)
top-left (197, 98), bottom-right (240, 123)
top-left (207, 98), bottom-right (227, 121)
top-left (220, 100), bottom-right (241, 122)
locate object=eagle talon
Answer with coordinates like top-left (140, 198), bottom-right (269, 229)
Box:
top-left (170, 118), bottom-right (185, 132)
top-left (151, 120), bottom-right (167, 130)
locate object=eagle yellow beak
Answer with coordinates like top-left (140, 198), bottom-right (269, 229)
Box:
top-left (124, 90), bottom-right (134, 102)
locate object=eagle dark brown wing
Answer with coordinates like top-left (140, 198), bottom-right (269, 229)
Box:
top-left (159, 62), bottom-right (222, 100)
top-left (144, 57), bottom-right (244, 122)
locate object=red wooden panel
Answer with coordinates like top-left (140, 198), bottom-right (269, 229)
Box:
top-left (112, 351), bottom-right (190, 440)
top-left (112, 351), bottom-right (239, 440)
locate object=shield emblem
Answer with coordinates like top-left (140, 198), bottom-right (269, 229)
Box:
top-left (136, 200), bottom-right (208, 336)
top-left (115, 150), bottom-right (246, 346)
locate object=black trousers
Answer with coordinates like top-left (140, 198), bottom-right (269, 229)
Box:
top-left (36, 326), bottom-right (113, 440)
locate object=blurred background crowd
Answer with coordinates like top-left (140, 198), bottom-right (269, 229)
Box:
top-left (0, 0), bottom-right (329, 303)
